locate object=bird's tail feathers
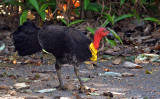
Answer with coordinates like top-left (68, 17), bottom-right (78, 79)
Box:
top-left (13, 22), bottom-right (42, 56)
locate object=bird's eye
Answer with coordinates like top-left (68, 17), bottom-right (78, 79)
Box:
top-left (103, 30), bottom-right (106, 32)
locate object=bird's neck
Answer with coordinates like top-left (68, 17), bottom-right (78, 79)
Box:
top-left (93, 33), bottom-right (102, 49)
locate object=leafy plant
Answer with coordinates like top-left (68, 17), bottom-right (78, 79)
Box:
top-left (60, 18), bottom-right (85, 27)
top-left (144, 17), bottom-right (160, 25)
top-left (102, 13), bottom-right (133, 26)
top-left (84, 0), bottom-right (107, 12)
top-left (1, 0), bottom-right (56, 25)
top-left (120, 0), bottom-right (126, 6)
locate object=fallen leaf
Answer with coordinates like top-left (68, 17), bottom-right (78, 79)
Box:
top-left (14, 83), bottom-right (30, 90)
top-left (98, 72), bottom-right (122, 77)
top-left (88, 93), bottom-right (101, 96)
top-left (135, 58), bottom-right (143, 64)
top-left (0, 43), bottom-right (5, 51)
top-left (12, 60), bottom-right (17, 64)
top-left (104, 68), bottom-right (110, 72)
top-left (145, 69), bottom-right (153, 74)
top-left (112, 58), bottom-right (122, 65)
top-left (123, 61), bottom-right (142, 69)
top-left (36, 88), bottom-right (56, 93)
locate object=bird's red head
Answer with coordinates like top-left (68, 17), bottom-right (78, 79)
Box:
top-left (93, 27), bottom-right (110, 49)
top-left (95, 27), bottom-right (110, 37)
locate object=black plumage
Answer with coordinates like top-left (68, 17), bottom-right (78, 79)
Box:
top-left (13, 21), bottom-right (111, 91)
top-left (38, 25), bottom-right (92, 64)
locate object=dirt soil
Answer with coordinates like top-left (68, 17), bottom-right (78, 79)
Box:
top-left (0, 55), bottom-right (160, 99)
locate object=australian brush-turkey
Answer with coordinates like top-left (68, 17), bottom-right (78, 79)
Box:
top-left (13, 21), bottom-right (113, 91)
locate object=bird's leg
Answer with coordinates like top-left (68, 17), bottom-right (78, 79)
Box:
top-left (74, 64), bottom-right (85, 91)
top-left (55, 62), bottom-right (64, 90)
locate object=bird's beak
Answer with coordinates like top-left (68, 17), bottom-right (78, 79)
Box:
top-left (106, 31), bottom-right (115, 40)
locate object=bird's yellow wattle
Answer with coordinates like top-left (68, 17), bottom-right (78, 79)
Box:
top-left (89, 43), bottom-right (98, 61)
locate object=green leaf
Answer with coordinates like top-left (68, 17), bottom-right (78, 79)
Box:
top-left (86, 27), bottom-right (95, 35)
top-left (0, 0), bottom-right (23, 6)
top-left (38, 0), bottom-right (46, 5)
top-left (144, 17), bottom-right (160, 24)
top-left (29, 0), bottom-right (39, 11)
top-left (20, 10), bottom-right (28, 25)
top-left (103, 13), bottom-right (114, 25)
top-left (68, 20), bottom-right (85, 27)
top-left (114, 14), bottom-right (133, 23)
top-left (39, 11), bottom-right (46, 21)
top-left (84, 0), bottom-right (90, 10)
top-left (102, 20), bottom-right (110, 27)
top-left (132, 9), bottom-right (140, 22)
top-left (59, 18), bottom-right (68, 26)
top-left (40, 3), bottom-right (56, 12)
top-left (120, 0), bottom-right (126, 6)
top-left (73, 9), bottom-right (80, 17)
top-left (105, 38), bottom-right (117, 47)
top-left (107, 28), bottom-right (123, 45)
top-left (85, 3), bottom-right (103, 12)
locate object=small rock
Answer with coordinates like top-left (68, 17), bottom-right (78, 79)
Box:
top-left (19, 89), bottom-right (32, 94)
top-left (24, 96), bottom-right (39, 99)
top-left (0, 85), bottom-right (10, 90)
top-left (7, 90), bottom-right (17, 96)
top-left (103, 92), bottom-right (113, 98)
top-left (25, 89), bottom-right (32, 94)
top-left (63, 83), bottom-right (76, 91)
top-left (122, 72), bottom-right (134, 77)
top-left (14, 83), bottom-right (30, 90)
top-left (60, 97), bottom-right (73, 99)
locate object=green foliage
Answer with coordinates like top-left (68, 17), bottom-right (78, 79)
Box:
top-left (83, 1), bottom-right (107, 12)
top-left (20, 10), bottom-right (28, 25)
top-left (132, 9), bottom-right (140, 22)
top-left (114, 14), bottom-right (133, 23)
top-left (107, 28), bottom-right (123, 45)
top-left (120, 0), bottom-right (126, 6)
top-left (60, 18), bottom-right (85, 27)
top-left (84, 0), bottom-right (90, 10)
top-left (102, 13), bottom-right (133, 26)
top-left (86, 27), bottom-right (95, 35)
top-left (1, 0), bottom-right (56, 25)
top-left (29, 0), bottom-right (39, 11)
top-left (0, 0), bottom-right (23, 6)
top-left (144, 17), bottom-right (160, 24)
top-left (28, 0), bottom-right (46, 21)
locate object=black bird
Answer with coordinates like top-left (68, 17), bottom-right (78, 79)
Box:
top-left (13, 22), bottom-right (113, 91)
